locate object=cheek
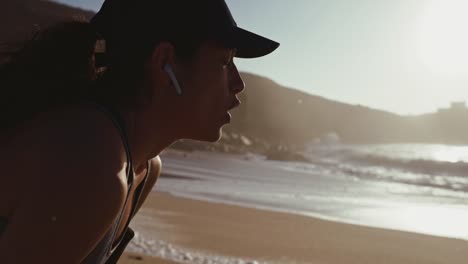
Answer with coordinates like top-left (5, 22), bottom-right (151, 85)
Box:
top-left (178, 57), bottom-right (230, 127)
top-left (191, 68), bottom-right (228, 111)
top-left (204, 74), bottom-right (229, 112)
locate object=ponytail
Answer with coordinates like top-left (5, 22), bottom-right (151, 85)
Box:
top-left (0, 18), bottom-right (207, 131)
top-left (0, 21), bottom-right (101, 130)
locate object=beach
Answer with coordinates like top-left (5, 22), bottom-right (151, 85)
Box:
top-left (120, 252), bottom-right (179, 264)
top-left (121, 191), bottom-right (468, 264)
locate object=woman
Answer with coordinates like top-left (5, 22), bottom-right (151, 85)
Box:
top-left (0, 0), bottom-right (278, 263)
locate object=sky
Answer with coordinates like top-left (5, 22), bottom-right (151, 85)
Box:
top-left (54, 0), bottom-right (468, 115)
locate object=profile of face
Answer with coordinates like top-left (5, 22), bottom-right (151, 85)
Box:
top-left (144, 40), bottom-right (245, 142)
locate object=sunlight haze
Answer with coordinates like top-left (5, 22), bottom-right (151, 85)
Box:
top-left (54, 0), bottom-right (468, 115)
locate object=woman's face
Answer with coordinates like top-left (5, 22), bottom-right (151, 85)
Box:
top-left (174, 40), bottom-right (245, 142)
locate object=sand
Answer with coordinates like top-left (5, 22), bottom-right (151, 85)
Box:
top-left (120, 191), bottom-right (468, 264)
top-left (119, 252), bottom-right (180, 264)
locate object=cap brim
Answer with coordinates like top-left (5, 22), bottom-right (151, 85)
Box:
top-left (227, 27), bottom-right (279, 59)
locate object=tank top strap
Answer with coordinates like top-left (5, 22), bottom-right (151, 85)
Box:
top-left (81, 102), bottom-right (135, 264)
top-left (90, 103), bottom-right (134, 183)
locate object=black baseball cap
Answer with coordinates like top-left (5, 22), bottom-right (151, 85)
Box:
top-left (90, 0), bottom-right (279, 59)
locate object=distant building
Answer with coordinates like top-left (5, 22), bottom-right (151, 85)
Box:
top-left (438, 101), bottom-right (467, 113)
top-left (450, 101), bottom-right (466, 110)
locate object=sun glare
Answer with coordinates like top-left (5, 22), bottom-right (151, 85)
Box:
top-left (431, 145), bottom-right (468, 163)
top-left (416, 0), bottom-right (468, 76)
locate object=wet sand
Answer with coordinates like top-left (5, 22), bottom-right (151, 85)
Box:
top-left (119, 252), bottom-right (180, 264)
top-left (120, 191), bottom-right (468, 264)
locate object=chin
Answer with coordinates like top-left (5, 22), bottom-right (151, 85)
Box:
top-left (192, 127), bottom-right (223, 143)
top-left (205, 130), bottom-right (223, 142)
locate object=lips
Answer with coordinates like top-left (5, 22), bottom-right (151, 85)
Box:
top-left (227, 99), bottom-right (241, 111)
top-left (222, 99), bottom-right (241, 124)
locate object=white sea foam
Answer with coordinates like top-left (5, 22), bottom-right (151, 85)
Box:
top-left (126, 231), bottom-right (280, 264)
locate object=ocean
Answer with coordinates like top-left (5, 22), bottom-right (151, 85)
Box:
top-left (128, 143), bottom-right (468, 263)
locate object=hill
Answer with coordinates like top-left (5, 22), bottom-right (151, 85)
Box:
top-left (229, 73), bottom-right (468, 146)
top-left (1, 0), bottom-right (94, 43)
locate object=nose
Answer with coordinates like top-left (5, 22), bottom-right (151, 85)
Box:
top-left (229, 63), bottom-right (245, 94)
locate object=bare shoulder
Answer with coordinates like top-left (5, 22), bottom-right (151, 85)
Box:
top-left (5, 103), bottom-right (129, 196)
top-left (30, 103), bottom-right (129, 215)
top-left (2, 105), bottom-right (127, 204)
top-left (32, 104), bottom-right (128, 182)
top-left (147, 156), bottom-right (162, 188)
top-left (0, 104), bottom-right (128, 263)
top-left (150, 156), bottom-right (162, 178)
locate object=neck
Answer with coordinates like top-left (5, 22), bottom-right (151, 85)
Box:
top-left (120, 108), bottom-right (177, 173)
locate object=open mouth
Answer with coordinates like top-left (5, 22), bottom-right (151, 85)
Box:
top-left (227, 100), bottom-right (241, 111)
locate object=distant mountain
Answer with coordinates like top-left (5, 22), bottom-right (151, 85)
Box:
top-left (0, 0), bottom-right (93, 42)
top-left (231, 73), bottom-right (405, 144)
top-left (231, 73), bottom-right (468, 145)
top-left (3, 0), bottom-right (468, 155)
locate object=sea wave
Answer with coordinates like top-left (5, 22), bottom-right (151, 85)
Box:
top-left (126, 231), bottom-right (279, 264)
top-left (305, 144), bottom-right (468, 192)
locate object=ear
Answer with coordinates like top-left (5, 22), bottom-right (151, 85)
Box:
top-left (145, 41), bottom-right (176, 89)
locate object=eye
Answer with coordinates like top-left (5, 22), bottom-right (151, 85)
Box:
top-left (222, 50), bottom-right (236, 68)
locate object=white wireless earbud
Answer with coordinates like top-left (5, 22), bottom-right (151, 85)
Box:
top-left (164, 64), bottom-right (183, 96)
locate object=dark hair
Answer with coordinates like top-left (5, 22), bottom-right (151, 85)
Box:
top-left (0, 20), bottom-right (204, 130)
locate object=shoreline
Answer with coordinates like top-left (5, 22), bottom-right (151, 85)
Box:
top-left (123, 191), bottom-right (468, 264)
top-left (156, 148), bottom-right (468, 243)
top-left (156, 190), bottom-right (468, 242)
